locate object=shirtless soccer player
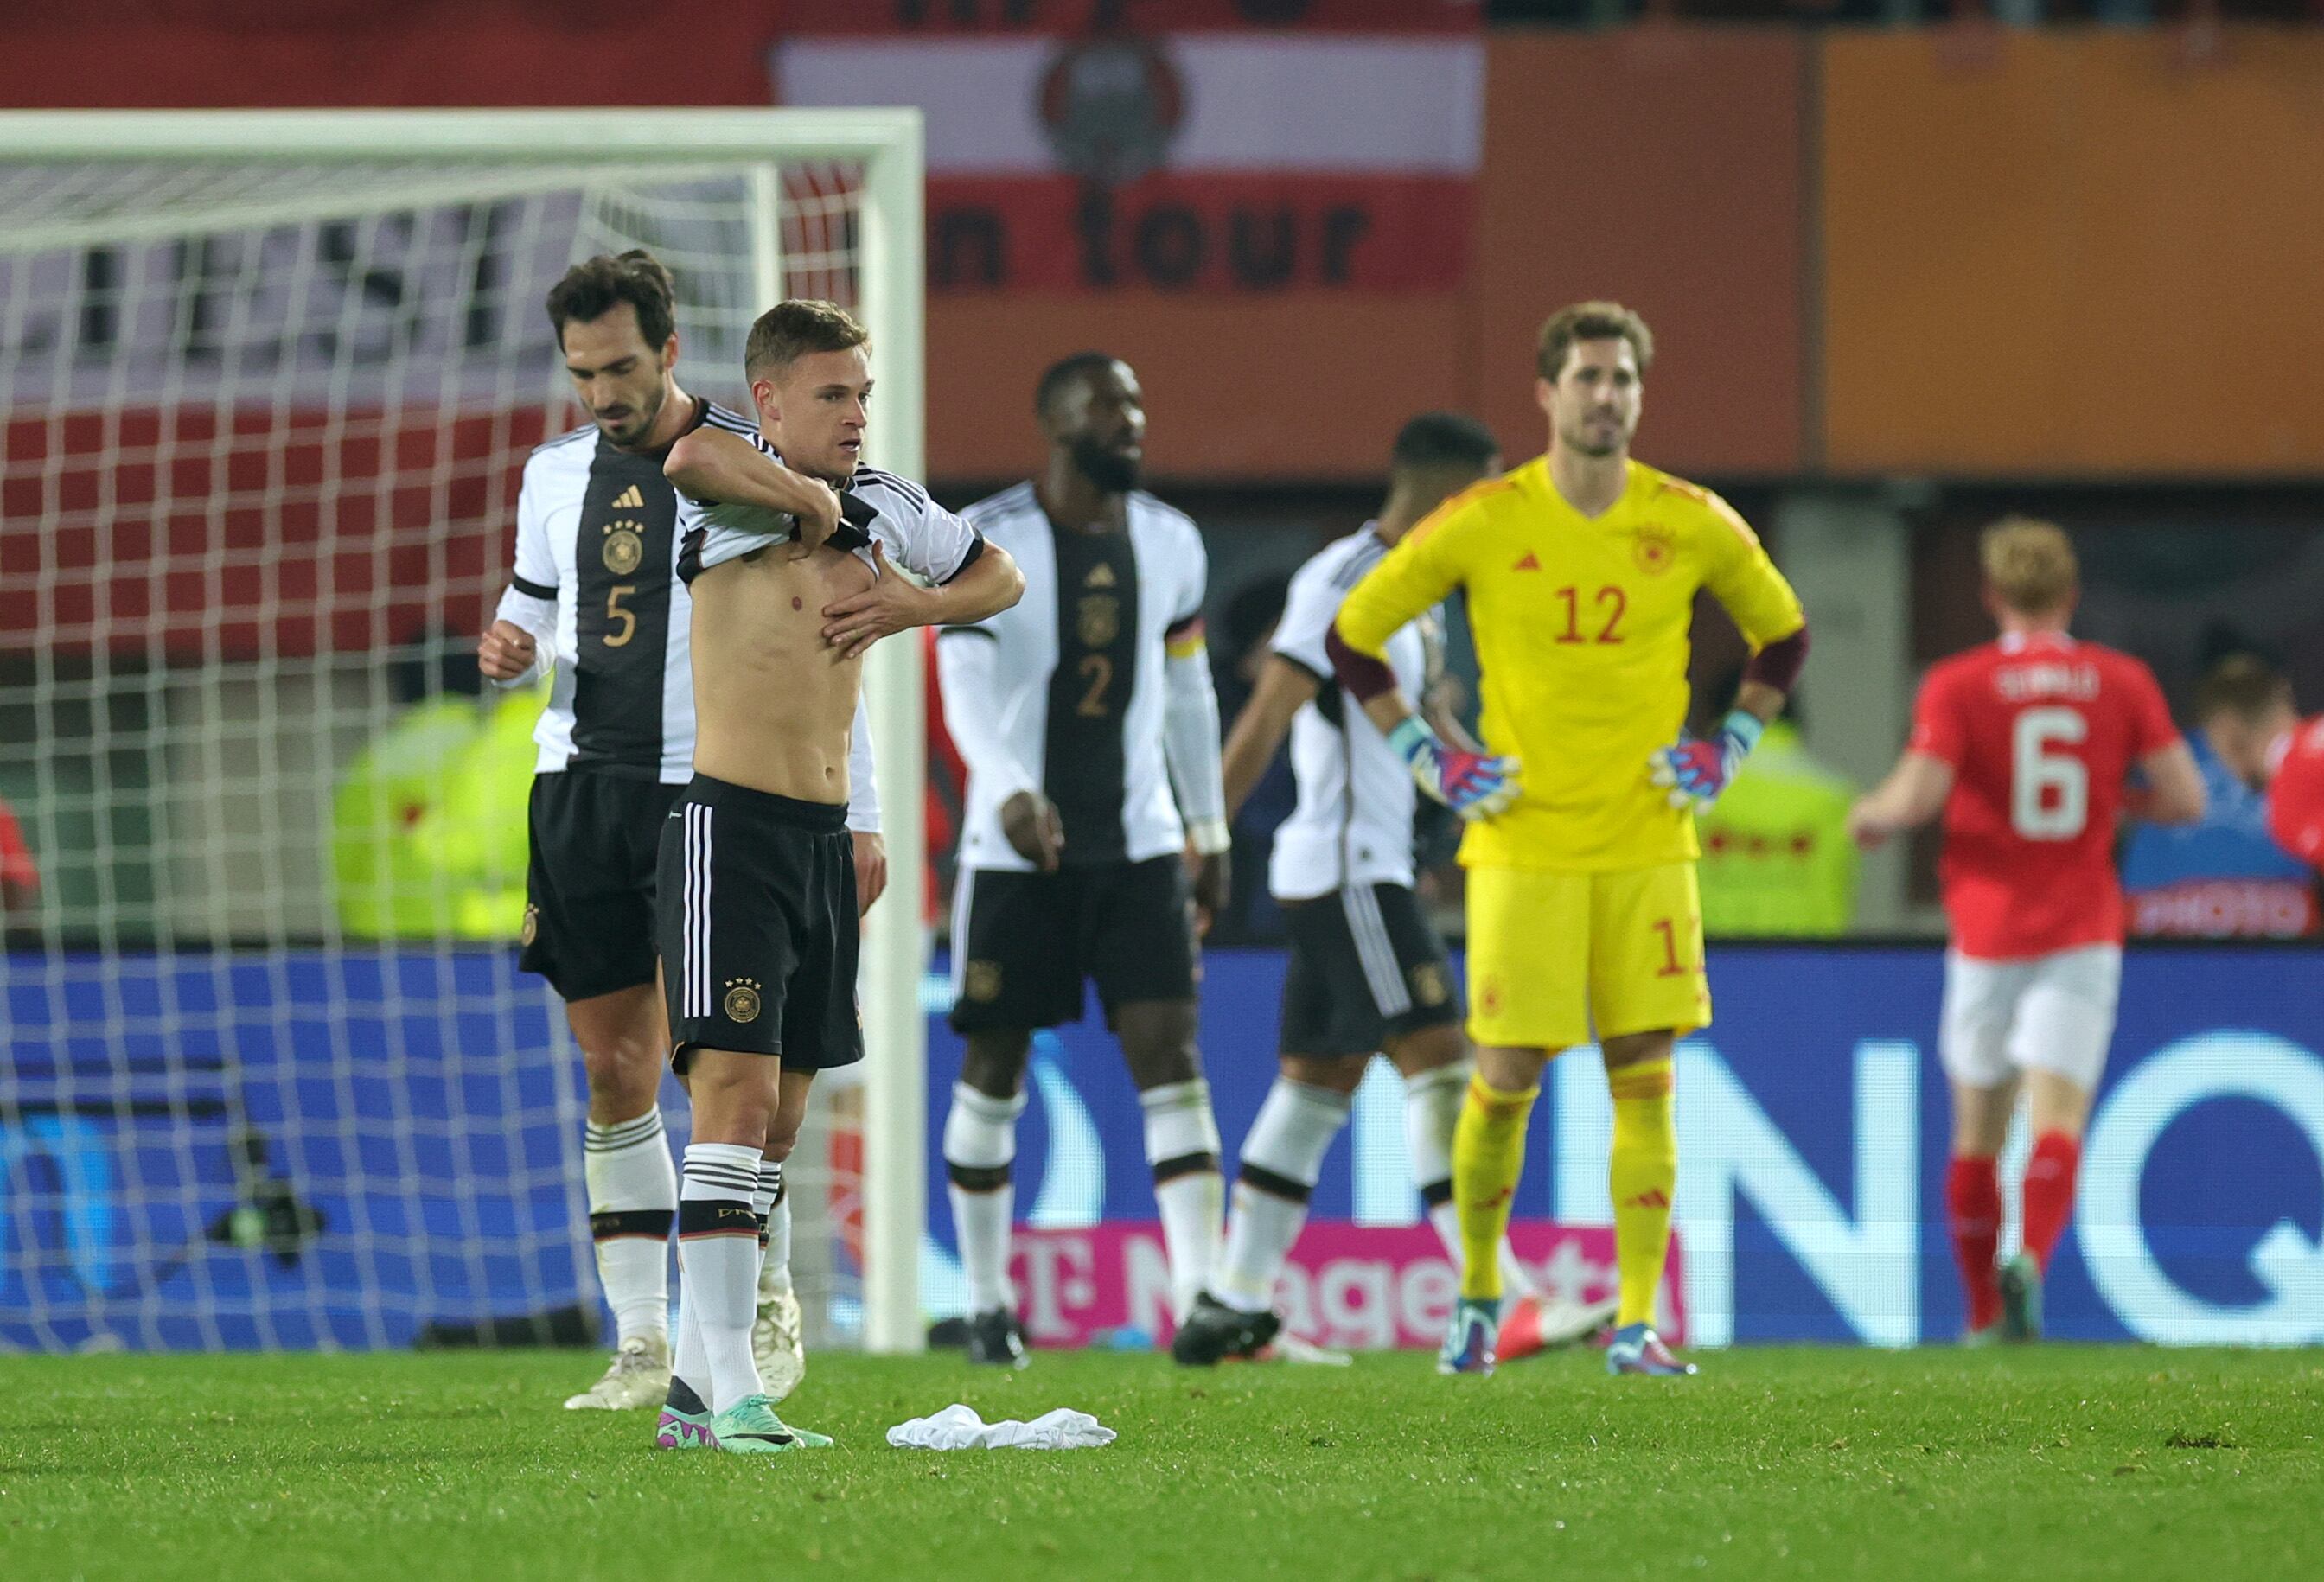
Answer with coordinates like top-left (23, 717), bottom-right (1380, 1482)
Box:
top-left (648, 301), bottom-right (1023, 1453)
top-left (480, 251), bottom-right (886, 1411)
top-left (1330, 303), bottom-right (1810, 1378)
top-left (1174, 412), bottom-right (1601, 1368)
top-left (1849, 518), bottom-right (2202, 1342)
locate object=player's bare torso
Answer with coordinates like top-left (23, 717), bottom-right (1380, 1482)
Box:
top-left (687, 541), bottom-right (873, 802)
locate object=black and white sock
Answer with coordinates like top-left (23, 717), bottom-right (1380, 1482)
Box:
top-left (584, 1107), bottom-right (675, 1347)
top-left (943, 1082), bottom-right (1025, 1317)
top-left (675, 1142), bottom-right (766, 1413)
top-left (1215, 1078), bottom-right (1351, 1314)
top-left (1141, 1078), bottom-right (1224, 1322)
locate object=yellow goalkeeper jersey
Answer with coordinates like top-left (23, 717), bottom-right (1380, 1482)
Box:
top-left (1335, 456), bottom-right (1804, 872)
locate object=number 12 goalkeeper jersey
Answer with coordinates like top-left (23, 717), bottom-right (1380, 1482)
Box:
top-left (1334, 456), bottom-right (1804, 872)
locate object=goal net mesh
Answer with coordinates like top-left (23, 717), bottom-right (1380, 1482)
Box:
top-left (0, 155), bottom-right (874, 1351)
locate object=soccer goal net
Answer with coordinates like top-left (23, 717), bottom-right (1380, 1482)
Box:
top-left (0, 111), bottom-right (928, 1355)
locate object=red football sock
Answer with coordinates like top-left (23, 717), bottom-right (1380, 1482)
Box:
top-left (2020, 1130), bottom-right (2082, 1273)
top-left (1946, 1155), bottom-right (2002, 1332)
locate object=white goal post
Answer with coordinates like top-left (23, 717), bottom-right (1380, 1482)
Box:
top-left (0, 109), bottom-right (928, 1355)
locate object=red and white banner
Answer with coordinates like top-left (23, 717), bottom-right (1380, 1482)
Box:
top-left (1007, 1219), bottom-right (1686, 1351)
top-left (773, 2), bottom-right (1483, 292)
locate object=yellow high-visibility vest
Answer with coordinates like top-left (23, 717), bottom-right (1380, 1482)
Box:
top-left (1696, 721), bottom-right (1859, 938)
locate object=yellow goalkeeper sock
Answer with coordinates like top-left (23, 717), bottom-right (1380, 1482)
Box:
top-left (1452, 1073), bottom-right (1537, 1301)
top-left (1608, 1057), bottom-right (1677, 1329)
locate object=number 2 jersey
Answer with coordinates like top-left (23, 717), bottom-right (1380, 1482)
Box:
top-left (935, 482), bottom-right (1221, 873)
top-left (1911, 631), bottom-right (2180, 960)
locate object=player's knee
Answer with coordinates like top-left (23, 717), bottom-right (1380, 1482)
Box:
top-left (1119, 1002), bottom-right (1202, 1089)
top-left (686, 1055), bottom-right (780, 1142)
top-left (1474, 1043), bottom-right (1551, 1094)
top-left (2023, 1070), bottom-right (2093, 1140)
top-left (1384, 1022), bottom-right (1468, 1079)
top-left (961, 1033), bottom-right (1031, 1100)
top-left (1600, 1030), bottom-right (1676, 1072)
top-left (1278, 1053), bottom-right (1368, 1096)
top-left (580, 1033), bottom-right (661, 1113)
top-left (762, 1119), bottom-right (801, 1164)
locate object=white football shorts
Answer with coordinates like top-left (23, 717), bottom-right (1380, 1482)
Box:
top-left (1938, 943), bottom-right (2123, 1093)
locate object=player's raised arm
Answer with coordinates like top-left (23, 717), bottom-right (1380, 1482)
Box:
top-left (916, 536), bottom-right (1024, 628)
top-left (818, 477), bottom-right (1025, 658)
top-left (662, 422), bottom-right (842, 546)
top-left (481, 469), bottom-right (558, 686)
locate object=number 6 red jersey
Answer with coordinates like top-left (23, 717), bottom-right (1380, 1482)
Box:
top-left (1911, 632), bottom-right (2181, 960)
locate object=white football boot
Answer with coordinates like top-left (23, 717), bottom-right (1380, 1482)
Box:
top-left (753, 1276), bottom-right (807, 1401)
top-left (562, 1333), bottom-right (672, 1410)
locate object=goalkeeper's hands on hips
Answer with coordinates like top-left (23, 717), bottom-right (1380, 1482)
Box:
top-left (1389, 717), bottom-right (1520, 820)
top-left (1650, 709), bottom-right (1764, 813)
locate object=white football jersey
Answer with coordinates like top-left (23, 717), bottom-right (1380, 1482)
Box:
top-left (679, 459), bottom-right (984, 591)
top-left (495, 399), bottom-right (763, 783)
top-left (938, 482), bottom-right (1209, 873)
top-left (1267, 525), bottom-right (1431, 900)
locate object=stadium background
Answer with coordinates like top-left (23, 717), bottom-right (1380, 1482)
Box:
top-left (3, 1), bottom-right (2321, 1354)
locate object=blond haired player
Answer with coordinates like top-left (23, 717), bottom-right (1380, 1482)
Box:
top-left (1849, 520), bottom-right (2202, 1342)
top-left (1327, 303), bottom-right (1809, 1376)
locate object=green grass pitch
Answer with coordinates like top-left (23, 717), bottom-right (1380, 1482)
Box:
top-left (6, 1347), bottom-right (2319, 1579)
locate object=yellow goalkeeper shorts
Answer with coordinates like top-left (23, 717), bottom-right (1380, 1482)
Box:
top-left (1465, 861), bottom-right (1711, 1052)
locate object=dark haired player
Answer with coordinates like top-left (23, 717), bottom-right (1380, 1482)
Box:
top-left (481, 252), bottom-right (886, 1412)
top-left (935, 354), bottom-right (1233, 1366)
top-left (1331, 303), bottom-right (1810, 1377)
top-left (649, 299), bottom-right (1022, 1452)
top-left (1176, 413), bottom-right (1598, 1368)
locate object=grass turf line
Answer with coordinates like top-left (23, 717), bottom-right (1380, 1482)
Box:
top-left (3, 1347), bottom-right (2318, 1580)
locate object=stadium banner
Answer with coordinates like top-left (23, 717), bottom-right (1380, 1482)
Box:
top-left (1002, 1222), bottom-right (1682, 1352)
top-left (770, 2), bottom-right (1484, 294)
top-left (0, 950), bottom-right (584, 1352)
top-left (924, 944), bottom-right (2324, 1349)
top-left (7, 943), bottom-right (2322, 1349)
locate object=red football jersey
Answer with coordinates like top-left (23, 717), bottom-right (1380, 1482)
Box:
top-left (2267, 716), bottom-right (2324, 871)
top-left (1911, 633), bottom-right (2180, 960)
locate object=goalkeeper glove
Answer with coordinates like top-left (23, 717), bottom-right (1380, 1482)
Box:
top-left (1389, 717), bottom-right (1520, 821)
top-left (1650, 709), bottom-right (1764, 813)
